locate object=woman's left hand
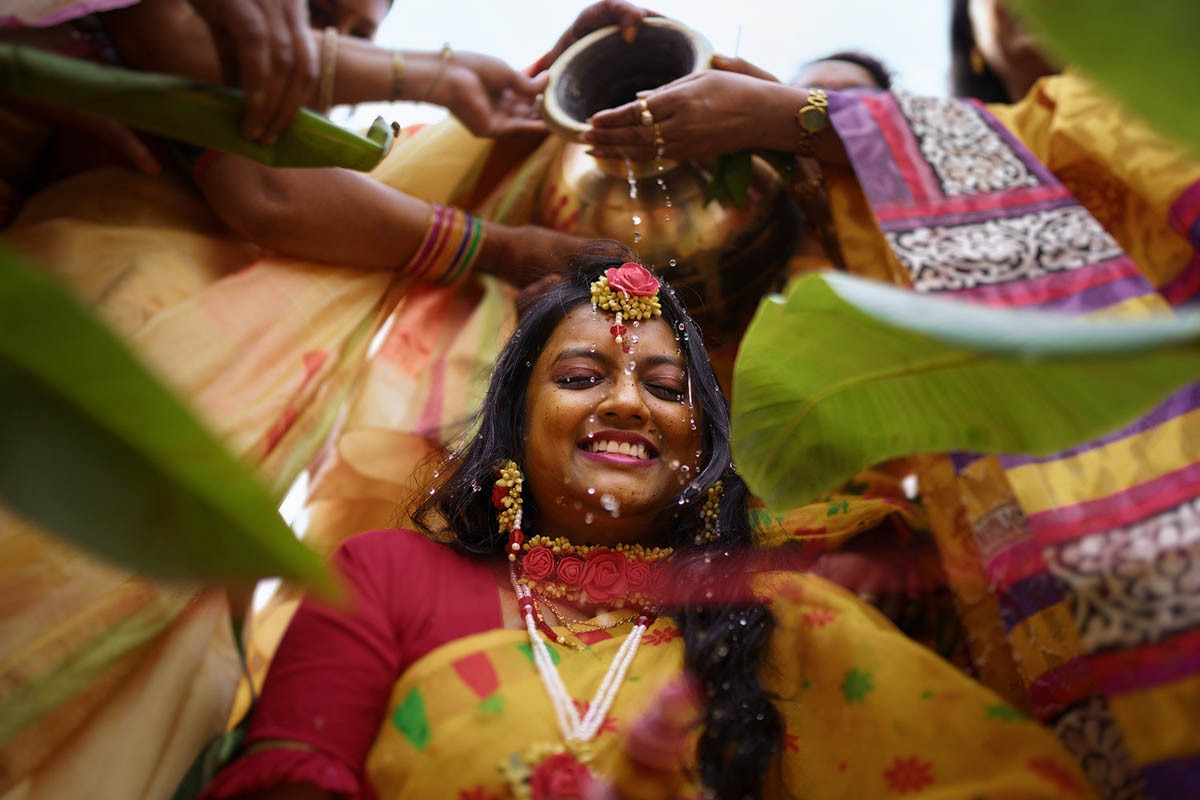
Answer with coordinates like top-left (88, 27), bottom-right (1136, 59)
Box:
top-left (585, 69), bottom-right (800, 161)
top-left (420, 50), bottom-right (548, 138)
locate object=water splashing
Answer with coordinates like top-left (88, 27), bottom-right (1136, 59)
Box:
top-left (599, 493), bottom-right (621, 517)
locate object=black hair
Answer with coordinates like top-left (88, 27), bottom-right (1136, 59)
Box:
top-left (806, 49), bottom-right (894, 90)
top-left (412, 243), bottom-right (783, 798)
top-left (949, 0), bottom-right (1012, 102)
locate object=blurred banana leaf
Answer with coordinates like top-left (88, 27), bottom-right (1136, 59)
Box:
top-left (1009, 0), bottom-right (1200, 154)
top-left (0, 44), bottom-right (393, 170)
top-left (732, 272), bottom-right (1200, 514)
top-left (0, 246), bottom-right (335, 592)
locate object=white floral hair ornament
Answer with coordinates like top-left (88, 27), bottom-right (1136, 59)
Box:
top-left (590, 262), bottom-right (663, 352)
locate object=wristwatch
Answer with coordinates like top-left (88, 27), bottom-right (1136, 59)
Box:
top-left (795, 89), bottom-right (829, 157)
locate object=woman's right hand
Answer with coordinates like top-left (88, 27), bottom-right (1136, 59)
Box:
top-left (585, 69), bottom-right (803, 162)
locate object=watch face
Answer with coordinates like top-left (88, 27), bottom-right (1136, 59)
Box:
top-left (799, 106), bottom-right (827, 132)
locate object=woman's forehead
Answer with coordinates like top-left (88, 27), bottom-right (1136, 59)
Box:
top-left (539, 306), bottom-right (685, 363)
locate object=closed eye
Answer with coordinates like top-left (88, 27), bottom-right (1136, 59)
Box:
top-left (556, 375), bottom-right (603, 389)
top-left (646, 383), bottom-right (686, 402)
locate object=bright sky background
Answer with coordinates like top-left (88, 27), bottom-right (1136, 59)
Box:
top-left (340, 0), bottom-right (950, 129)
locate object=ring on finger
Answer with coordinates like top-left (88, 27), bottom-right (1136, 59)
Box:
top-left (638, 98), bottom-right (655, 127)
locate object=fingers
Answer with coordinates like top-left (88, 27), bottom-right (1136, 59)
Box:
top-left (492, 116), bottom-right (549, 137)
top-left (517, 69), bottom-right (549, 95)
top-left (532, 0), bottom-right (652, 74)
top-left (711, 53), bottom-right (779, 82)
top-left (261, 0), bottom-right (318, 142)
top-left (613, 1), bottom-right (651, 44)
top-left (226, 7), bottom-right (274, 140)
top-left (247, 23), bottom-right (291, 140)
top-left (589, 92), bottom-right (673, 129)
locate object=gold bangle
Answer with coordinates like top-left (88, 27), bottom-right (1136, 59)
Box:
top-left (422, 42), bottom-right (452, 103)
top-left (317, 26), bottom-right (339, 113)
top-left (390, 51), bottom-right (406, 100)
top-left (795, 88), bottom-right (829, 157)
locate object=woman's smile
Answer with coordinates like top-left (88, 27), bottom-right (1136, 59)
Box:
top-left (578, 430), bottom-right (659, 464)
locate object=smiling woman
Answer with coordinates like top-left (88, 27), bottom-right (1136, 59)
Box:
top-left (522, 301), bottom-right (702, 548)
top-left (202, 246), bottom-right (1094, 800)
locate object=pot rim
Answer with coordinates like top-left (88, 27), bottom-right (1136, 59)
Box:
top-left (542, 17), bottom-right (713, 142)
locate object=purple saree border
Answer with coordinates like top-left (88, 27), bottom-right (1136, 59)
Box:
top-left (999, 383), bottom-right (1200, 469)
top-left (828, 92), bottom-right (916, 207)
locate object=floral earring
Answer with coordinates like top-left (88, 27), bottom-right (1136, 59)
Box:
top-left (493, 459), bottom-right (524, 560)
top-left (696, 481), bottom-right (723, 545)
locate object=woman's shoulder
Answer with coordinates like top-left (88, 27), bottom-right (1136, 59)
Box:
top-left (334, 528), bottom-right (479, 566)
top-left (331, 529), bottom-right (503, 657)
top-left (331, 529), bottom-right (488, 594)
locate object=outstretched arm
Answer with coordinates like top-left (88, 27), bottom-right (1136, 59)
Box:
top-left (200, 155), bottom-right (589, 286)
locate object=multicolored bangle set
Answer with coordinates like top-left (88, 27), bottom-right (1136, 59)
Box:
top-left (406, 203), bottom-right (485, 285)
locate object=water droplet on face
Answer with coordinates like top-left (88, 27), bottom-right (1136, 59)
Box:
top-left (432, 470), bottom-right (440, 478)
top-left (586, 487), bottom-right (596, 496)
top-left (668, 258), bottom-right (677, 267)
top-left (669, 459), bottom-right (681, 471)
top-left (632, 320), bottom-right (640, 327)
top-left (599, 493), bottom-right (620, 516)
top-left (629, 335), bottom-right (638, 344)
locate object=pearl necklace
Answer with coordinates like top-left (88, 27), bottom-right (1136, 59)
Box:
top-left (510, 564), bottom-right (651, 746)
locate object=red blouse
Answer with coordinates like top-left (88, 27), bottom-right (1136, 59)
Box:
top-left (203, 529), bottom-right (504, 799)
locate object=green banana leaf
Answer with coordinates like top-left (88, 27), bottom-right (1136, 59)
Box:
top-left (731, 272), bottom-right (1200, 514)
top-left (0, 246), bottom-right (334, 592)
top-left (1008, 0), bottom-right (1200, 154)
top-left (0, 44), bottom-right (392, 170)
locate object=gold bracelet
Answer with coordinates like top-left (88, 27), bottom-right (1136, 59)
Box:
top-left (389, 50), bottom-right (406, 100)
top-left (317, 26), bottom-right (339, 113)
top-left (795, 88), bottom-right (829, 157)
top-left (422, 42), bottom-right (452, 103)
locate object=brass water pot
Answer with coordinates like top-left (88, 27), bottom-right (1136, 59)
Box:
top-left (540, 19), bottom-right (797, 342)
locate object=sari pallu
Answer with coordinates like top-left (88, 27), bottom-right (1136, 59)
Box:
top-left (826, 74), bottom-right (1200, 799)
top-left (362, 573), bottom-right (1090, 799)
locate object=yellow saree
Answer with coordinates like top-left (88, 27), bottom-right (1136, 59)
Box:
top-left (363, 573), bottom-right (1091, 799)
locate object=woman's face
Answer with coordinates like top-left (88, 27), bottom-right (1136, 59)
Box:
top-left (309, 0), bottom-right (391, 39)
top-left (968, 0), bottom-right (1056, 100)
top-left (793, 60), bottom-right (881, 91)
top-left (522, 305), bottom-right (704, 547)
